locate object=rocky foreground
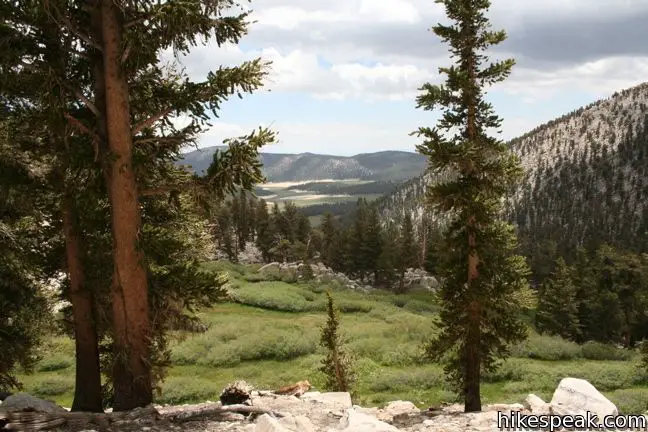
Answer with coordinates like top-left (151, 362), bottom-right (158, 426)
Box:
top-left (0, 377), bottom-right (642, 431)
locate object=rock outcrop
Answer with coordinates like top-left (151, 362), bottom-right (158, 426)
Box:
top-left (0, 378), bottom-right (637, 432)
top-left (257, 261), bottom-right (438, 293)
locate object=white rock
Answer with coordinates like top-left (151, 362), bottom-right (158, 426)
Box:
top-left (484, 403), bottom-right (525, 412)
top-left (301, 392), bottom-right (353, 409)
top-left (279, 414), bottom-right (316, 432)
top-left (255, 413), bottom-right (291, 432)
top-left (383, 400), bottom-right (418, 414)
top-left (336, 409), bottom-right (401, 432)
top-left (524, 394), bottom-right (551, 414)
top-left (550, 378), bottom-right (618, 424)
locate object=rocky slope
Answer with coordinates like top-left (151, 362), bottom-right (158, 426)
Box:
top-left (376, 83), bottom-right (648, 254)
top-left (0, 378), bottom-right (638, 431)
top-left (179, 148), bottom-right (427, 182)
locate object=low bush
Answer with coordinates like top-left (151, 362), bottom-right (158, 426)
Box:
top-left (511, 333), bottom-right (581, 360)
top-left (581, 341), bottom-right (634, 361)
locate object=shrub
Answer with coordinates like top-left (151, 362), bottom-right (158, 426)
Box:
top-left (511, 334), bottom-right (581, 360)
top-left (36, 354), bottom-right (73, 372)
top-left (608, 389), bottom-right (648, 414)
top-left (32, 376), bottom-right (74, 396)
top-left (581, 341), bottom-right (634, 361)
top-left (242, 272), bottom-right (268, 283)
top-left (157, 376), bottom-right (220, 405)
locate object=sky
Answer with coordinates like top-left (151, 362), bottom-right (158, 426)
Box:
top-left (169, 0), bottom-right (648, 156)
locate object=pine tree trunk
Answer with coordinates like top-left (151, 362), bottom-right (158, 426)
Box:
top-left (62, 198), bottom-right (103, 413)
top-left (464, 298), bottom-right (481, 412)
top-left (100, 0), bottom-right (152, 410)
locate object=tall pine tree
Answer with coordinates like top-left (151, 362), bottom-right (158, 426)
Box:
top-left (414, 0), bottom-right (530, 412)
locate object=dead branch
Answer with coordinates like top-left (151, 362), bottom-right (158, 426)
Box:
top-left (132, 108), bottom-right (173, 135)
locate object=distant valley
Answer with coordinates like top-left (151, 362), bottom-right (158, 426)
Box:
top-left (179, 148), bottom-right (425, 219)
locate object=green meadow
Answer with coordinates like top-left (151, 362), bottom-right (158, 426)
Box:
top-left (17, 262), bottom-right (648, 414)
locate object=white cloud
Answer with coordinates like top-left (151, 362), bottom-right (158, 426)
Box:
top-left (193, 120), bottom-right (424, 155)
top-left (166, 0), bottom-right (648, 153)
top-left (503, 57), bottom-right (648, 102)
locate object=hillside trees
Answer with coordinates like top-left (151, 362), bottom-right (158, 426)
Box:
top-left (414, 0), bottom-right (531, 412)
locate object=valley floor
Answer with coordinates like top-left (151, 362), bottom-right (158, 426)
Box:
top-left (17, 262), bottom-right (648, 414)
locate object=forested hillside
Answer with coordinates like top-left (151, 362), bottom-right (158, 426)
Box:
top-left (377, 83), bottom-right (648, 265)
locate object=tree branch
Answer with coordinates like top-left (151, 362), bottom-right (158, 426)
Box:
top-left (133, 136), bottom-right (184, 146)
top-left (63, 83), bottom-right (100, 117)
top-left (132, 108), bottom-right (174, 135)
top-left (139, 181), bottom-right (195, 197)
top-left (64, 113), bottom-right (100, 161)
top-left (121, 41), bottom-right (131, 64)
top-left (44, 0), bottom-right (102, 51)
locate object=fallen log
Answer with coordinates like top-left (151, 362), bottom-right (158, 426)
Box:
top-left (0, 405), bottom-right (159, 431)
top-left (163, 403), bottom-right (287, 423)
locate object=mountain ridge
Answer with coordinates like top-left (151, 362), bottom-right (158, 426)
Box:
top-left (179, 147), bottom-right (427, 182)
top-left (376, 82), bottom-right (648, 256)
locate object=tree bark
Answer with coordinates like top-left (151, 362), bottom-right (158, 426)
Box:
top-left (99, 0), bottom-right (152, 410)
top-left (464, 31), bottom-right (482, 410)
top-left (62, 197), bottom-right (103, 412)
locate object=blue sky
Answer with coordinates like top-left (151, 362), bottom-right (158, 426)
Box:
top-left (170, 0), bottom-right (648, 156)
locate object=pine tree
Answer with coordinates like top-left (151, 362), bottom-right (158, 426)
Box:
top-left (320, 212), bottom-right (337, 267)
top-left (255, 199), bottom-right (274, 262)
top-left (319, 291), bottom-right (355, 393)
top-left (376, 224), bottom-right (398, 288)
top-left (3, 0), bottom-right (275, 410)
top-left (536, 258), bottom-right (581, 340)
top-left (348, 199), bottom-right (369, 279)
top-left (395, 214), bottom-right (417, 293)
top-left (216, 206), bottom-right (236, 261)
top-left (414, 0), bottom-right (531, 412)
top-left (364, 207), bottom-right (383, 282)
top-left (0, 120), bottom-right (52, 392)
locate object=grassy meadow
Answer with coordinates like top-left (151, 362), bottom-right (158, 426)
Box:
top-left (17, 261), bottom-right (648, 414)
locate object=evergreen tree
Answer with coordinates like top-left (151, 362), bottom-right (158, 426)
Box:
top-left (330, 228), bottom-right (349, 273)
top-left (319, 291), bottom-right (356, 393)
top-left (376, 224), bottom-right (398, 288)
top-left (348, 199), bottom-right (369, 279)
top-left (394, 214), bottom-right (417, 293)
top-left (255, 199), bottom-right (274, 262)
top-left (414, 0), bottom-right (531, 412)
top-left (424, 225), bottom-right (443, 275)
top-left (0, 120), bottom-right (52, 392)
top-left (216, 206), bottom-right (236, 261)
top-left (2, 0), bottom-right (274, 410)
top-left (536, 258), bottom-right (581, 340)
top-left (320, 212), bottom-right (337, 267)
top-left (364, 207), bottom-right (383, 282)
